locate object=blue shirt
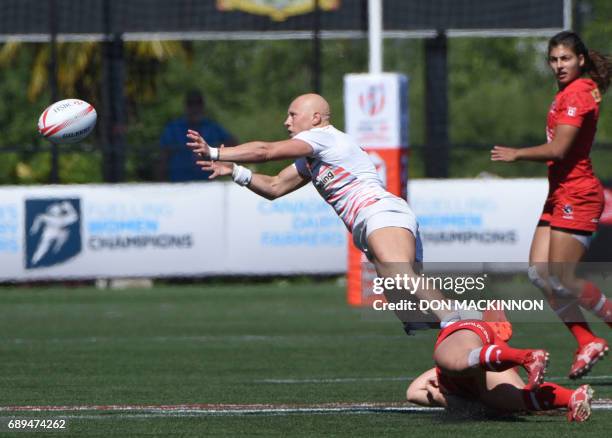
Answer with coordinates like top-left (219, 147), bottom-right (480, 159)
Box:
top-left (160, 117), bottom-right (234, 182)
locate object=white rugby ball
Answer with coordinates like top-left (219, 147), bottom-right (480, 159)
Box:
top-left (38, 99), bottom-right (97, 144)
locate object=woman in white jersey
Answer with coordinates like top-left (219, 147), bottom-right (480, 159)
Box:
top-left (186, 93), bottom-right (464, 327)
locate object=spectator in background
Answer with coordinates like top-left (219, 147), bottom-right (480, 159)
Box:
top-left (158, 90), bottom-right (236, 182)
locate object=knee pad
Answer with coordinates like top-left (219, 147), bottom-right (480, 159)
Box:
top-left (527, 265), bottom-right (548, 291)
top-left (548, 275), bottom-right (573, 297)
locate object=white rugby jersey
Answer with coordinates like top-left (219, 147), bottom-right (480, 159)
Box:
top-left (294, 125), bottom-right (399, 231)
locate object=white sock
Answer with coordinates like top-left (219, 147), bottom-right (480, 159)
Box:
top-left (440, 308), bottom-right (483, 328)
top-left (440, 312), bottom-right (460, 328)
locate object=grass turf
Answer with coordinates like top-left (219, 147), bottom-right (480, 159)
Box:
top-left (0, 281), bottom-right (610, 436)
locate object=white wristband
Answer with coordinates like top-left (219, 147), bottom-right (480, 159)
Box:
top-left (232, 164), bottom-right (252, 187)
top-left (208, 147), bottom-right (219, 161)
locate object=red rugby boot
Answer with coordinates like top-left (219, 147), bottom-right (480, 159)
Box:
top-left (523, 349), bottom-right (549, 389)
top-left (569, 338), bottom-right (609, 379)
top-left (567, 385), bottom-right (593, 422)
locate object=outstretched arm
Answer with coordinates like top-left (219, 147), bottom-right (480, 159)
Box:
top-left (187, 129), bottom-right (313, 163)
top-left (491, 124), bottom-right (579, 162)
top-left (197, 158), bottom-right (311, 201)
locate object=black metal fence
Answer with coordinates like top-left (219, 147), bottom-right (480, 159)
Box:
top-left (1, 0), bottom-right (593, 184)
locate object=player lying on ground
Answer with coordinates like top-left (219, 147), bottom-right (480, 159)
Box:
top-left (406, 320), bottom-right (593, 422)
top-left (186, 93), bottom-right (483, 330)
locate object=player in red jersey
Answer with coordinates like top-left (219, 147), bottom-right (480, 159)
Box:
top-left (491, 31), bottom-right (612, 379)
top-left (407, 320), bottom-right (593, 422)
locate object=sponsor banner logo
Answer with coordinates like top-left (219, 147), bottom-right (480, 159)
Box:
top-left (25, 198), bottom-right (82, 269)
top-left (85, 203), bottom-right (193, 252)
top-left (359, 84), bottom-right (385, 117)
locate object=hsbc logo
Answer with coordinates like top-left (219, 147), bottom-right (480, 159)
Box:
top-left (315, 170), bottom-right (335, 188)
top-left (359, 84), bottom-right (385, 116)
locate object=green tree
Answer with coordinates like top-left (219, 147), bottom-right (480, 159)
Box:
top-left (1, 1), bottom-right (611, 183)
top-left (0, 40), bottom-right (189, 183)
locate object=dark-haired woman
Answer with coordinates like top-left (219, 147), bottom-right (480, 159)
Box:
top-left (492, 31), bottom-right (612, 379)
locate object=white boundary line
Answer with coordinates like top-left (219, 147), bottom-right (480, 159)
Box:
top-left (0, 403), bottom-right (439, 415)
top-left (1, 401), bottom-right (612, 417)
top-left (256, 375), bottom-right (612, 384)
top-left (257, 377), bottom-right (413, 384)
top-left (1, 334), bottom-right (408, 345)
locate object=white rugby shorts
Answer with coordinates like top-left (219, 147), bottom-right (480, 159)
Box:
top-left (351, 196), bottom-right (423, 262)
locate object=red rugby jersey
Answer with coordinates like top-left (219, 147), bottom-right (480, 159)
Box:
top-left (546, 78), bottom-right (600, 191)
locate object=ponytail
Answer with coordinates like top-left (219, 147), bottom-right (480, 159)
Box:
top-left (549, 31), bottom-right (612, 94)
top-left (586, 49), bottom-right (612, 93)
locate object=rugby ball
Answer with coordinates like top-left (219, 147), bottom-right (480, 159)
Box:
top-left (38, 99), bottom-right (97, 144)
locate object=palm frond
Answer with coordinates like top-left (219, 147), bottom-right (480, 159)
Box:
top-left (0, 41), bottom-right (23, 66)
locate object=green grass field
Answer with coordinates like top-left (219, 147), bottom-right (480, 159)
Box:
top-left (0, 281), bottom-right (610, 437)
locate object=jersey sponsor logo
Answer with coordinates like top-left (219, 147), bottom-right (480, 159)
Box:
top-left (25, 198), bottom-right (82, 269)
top-left (567, 106), bottom-right (577, 117)
top-left (315, 169), bottom-right (336, 188)
top-left (454, 321), bottom-right (491, 344)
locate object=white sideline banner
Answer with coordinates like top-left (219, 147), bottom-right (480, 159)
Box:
top-left (225, 184), bottom-right (347, 274)
top-left (0, 183), bottom-right (226, 280)
top-left (0, 179), bottom-right (548, 281)
top-left (0, 182), bottom-right (346, 281)
top-left (409, 178), bottom-right (548, 264)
